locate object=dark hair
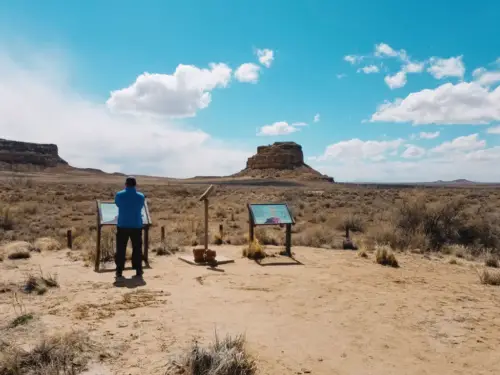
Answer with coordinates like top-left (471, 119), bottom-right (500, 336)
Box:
top-left (125, 176), bottom-right (137, 187)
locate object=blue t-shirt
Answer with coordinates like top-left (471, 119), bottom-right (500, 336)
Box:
top-left (114, 187), bottom-right (145, 228)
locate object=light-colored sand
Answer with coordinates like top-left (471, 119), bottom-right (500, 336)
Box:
top-left (1, 246), bottom-right (500, 374)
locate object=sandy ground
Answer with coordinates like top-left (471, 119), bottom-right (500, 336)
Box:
top-left (1, 245), bottom-right (500, 375)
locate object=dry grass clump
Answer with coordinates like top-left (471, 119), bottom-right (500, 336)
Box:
top-left (169, 332), bottom-right (256, 375)
top-left (0, 206), bottom-right (15, 231)
top-left (33, 237), bottom-right (62, 252)
top-left (375, 245), bottom-right (399, 268)
top-left (337, 214), bottom-right (366, 233)
top-left (476, 268), bottom-right (500, 286)
top-left (242, 239), bottom-right (266, 260)
top-left (153, 237), bottom-right (181, 256)
top-left (484, 253), bottom-right (499, 268)
top-left (254, 227), bottom-right (281, 246)
top-left (22, 269), bottom-right (59, 295)
top-left (0, 331), bottom-right (97, 375)
top-left (295, 225), bottom-right (337, 249)
top-left (2, 241), bottom-right (35, 260)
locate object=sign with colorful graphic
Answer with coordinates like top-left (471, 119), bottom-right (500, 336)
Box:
top-left (98, 201), bottom-right (151, 226)
top-left (248, 203), bottom-right (294, 225)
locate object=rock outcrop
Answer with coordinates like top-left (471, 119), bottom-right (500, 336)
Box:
top-left (0, 138), bottom-right (68, 170)
top-left (234, 142), bottom-right (334, 182)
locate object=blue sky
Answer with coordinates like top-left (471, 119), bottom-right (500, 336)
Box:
top-left (1, 0), bottom-right (500, 182)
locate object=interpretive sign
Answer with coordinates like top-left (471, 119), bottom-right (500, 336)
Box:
top-left (98, 201), bottom-right (152, 226)
top-left (94, 200), bottom-right (152, 272)
top-left (248, 203), bottom-right (294, 226)
top-left (247, 203), bottom-right (295, 257)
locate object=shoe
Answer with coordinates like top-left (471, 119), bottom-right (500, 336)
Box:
top-left (133, 272), bottom-right (143, 279)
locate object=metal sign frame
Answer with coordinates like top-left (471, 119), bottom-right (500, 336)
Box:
top-left (247, 203), bottom-right (295, 257)
top-left (94, 199), bottom-right (152, 272)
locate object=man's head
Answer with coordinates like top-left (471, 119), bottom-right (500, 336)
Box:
top-left (125, 176), bottom-right (137, 188)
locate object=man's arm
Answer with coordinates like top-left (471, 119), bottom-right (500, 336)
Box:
top-left (114, 193), bottom-right (120, 207)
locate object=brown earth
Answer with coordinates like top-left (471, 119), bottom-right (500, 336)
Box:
top-left (1, 171), bottom-right (500, 374)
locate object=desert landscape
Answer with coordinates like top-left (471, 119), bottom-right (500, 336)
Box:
top-left (1, 139), bottom-right (500, 375)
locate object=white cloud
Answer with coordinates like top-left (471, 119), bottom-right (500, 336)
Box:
top-left (256, 48), bottom-right (274, 68)
top-left (314, 113), bottom-right (320, 123)
top-left (337, 73), bottom-right (347, 79)
top-left (316, 138), bottom-right (404, 161)
top-left (384, 71), bottom-right (407, 89)
top-left (401, 145), bottom-right (426, 158)
top-left (357, 65), bottom-right (379, 74)
top-left (427, 56), bottom-right (465, 79)
top-left (486, 125), bottom-right (500, 134)
top-left (0, 49), bottom-right (251, 177)
top-left (403, 61), bottom-right (425, 73)
top-left (291, 122), bottom-right (308, 127)
top-left (371, 82), bottom-right (500, 125)
top-left (257, 121), bottom-right (301, 136)
top-left (419, 131), bottom-right (440, 139)
top-left (344, 55), bottom-right (362, 65)
top-left (375, 43), bottom-right (398, 57)
top-left (473, 69), bottom-right (500, 86)
top-left (106, 63), bottom-right (232, 118)
top-left (234, 63), bottom-right (260, 83)
top-left (430, 134), bottom-right (485, 154)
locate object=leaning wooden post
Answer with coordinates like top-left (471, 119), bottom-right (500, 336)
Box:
top-left (67, 229), bottom-right (72, 249)
top-left (204, 198), bottom-right (209, 251)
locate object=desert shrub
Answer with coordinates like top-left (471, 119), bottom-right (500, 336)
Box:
top-left (0, 331), bottom-right (96, 375)
top-left (477, 268), bottom-right (500, 286)
top-left (215, 207), bottom-right (227, 219)
top-left (337, 214), bottom-right (366, 233)
top-left (34, 237), bottom-right (62, 252)
top-left (375, 245), bottom-right (399, 268)
top-left (153, 237), bottom-right (181, 256)
top-left (0, 206), bottom-right (15, 230)
top-left (485, 253), bottom-right (499, 268)
top-left (242, 239), bottom-right (266, 259)
top-left (295, 226), bottom-right (337, 249)
top-left (170, 332), bottom-right (256, 375)
top-left (7, 251), bottom-right (31, 260)
top-left (374, 193), bottom-right (500, 253)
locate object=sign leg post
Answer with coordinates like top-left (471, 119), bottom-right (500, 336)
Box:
top-left (95, 225), bottom-right (101, 272)
top-left (285, 224), bottom-right (292, 257)
top-left (144, 226), bottom-right (149, 266)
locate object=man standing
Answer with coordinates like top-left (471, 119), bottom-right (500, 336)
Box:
top-left (114, 176), bottom-right (145, 280)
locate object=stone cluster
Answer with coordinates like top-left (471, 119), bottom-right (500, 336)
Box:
top-left (246, 142), bottom-right (305, 170)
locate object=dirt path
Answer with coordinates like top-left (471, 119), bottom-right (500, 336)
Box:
top-left (1, 245), bottom-right (499, 374)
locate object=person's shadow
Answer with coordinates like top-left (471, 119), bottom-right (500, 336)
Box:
top-left (113, 276), bottom-right (147, 288)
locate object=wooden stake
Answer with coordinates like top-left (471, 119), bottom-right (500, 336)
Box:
top-left (94, 201), bottom-right (101, 272)
top-left (67, 229), bottom-right (72, 249)
top-left (285, 223), bottom-right (292, 257)
top-left (161, 226), bottom-right (165, 242)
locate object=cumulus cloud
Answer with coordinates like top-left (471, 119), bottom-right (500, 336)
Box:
top-left (0, 50), bottom-right (250, 177)
top-left (357, 65), bottom-right (379, 74)
top-left (473, 68), bottom-right (500, 86)
top-left (234, 63), bottom-right (260, 83)
top-left (403, 61), bottom-right (425, 73)
top-left (256, 48), bottom-right (274, 68)
top-left (430, 134), bottom-right (485, 154)
top-left (427, 56), bottom-right (465, 79)
top-left (315, 138), bottom-right (404, 161)
top-left (257, 121), bottom-right (302, 136)
top-left (384, 71), bottom-right (407, 89)
top-left (371, 82), bottom-right (500, 125)
top-left (418, 131), bottom-right (440, 139)
top-left (402, 145), bottom-right (426, 158)
top-left (337, 73), bottom-right (347, 79)
top-left (106, 63), bottom-right (232, 118)
top-left (314, 113), bottom-right (320, 123)
top-left (375, 43), bottom-right (399, 57)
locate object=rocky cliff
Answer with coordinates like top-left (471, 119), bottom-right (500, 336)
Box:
top-left (234, 142), bottom-right (334, 182)
top-left (0, 138), bottom-right (69, 170)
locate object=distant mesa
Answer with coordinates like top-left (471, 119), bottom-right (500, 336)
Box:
top-left (233, 142), bottom-right (334, 182)
top-left (0, 138), bottom-right (69, 171)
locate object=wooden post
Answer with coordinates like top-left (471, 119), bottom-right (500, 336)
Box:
top-left (67, 229), bottom-right (72, 249)
top-left (345, 226), bottom-right (350, 240)
top-left (204, 198), bottom-right (209, 251)
top-left (219, 224), bottom-right (223, 241)
top-left (161, 226), bottom-right (165, 243)
top-left (285, 224), bottom-right (292, 257)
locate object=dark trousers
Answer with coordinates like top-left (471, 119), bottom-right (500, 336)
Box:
top-left (115, 227), bottom-right (143, 275)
